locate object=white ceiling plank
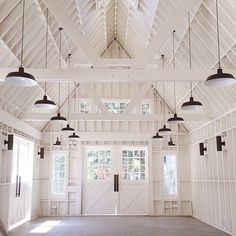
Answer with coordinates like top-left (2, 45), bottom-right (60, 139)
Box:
top-left (132, 0), bottom-right (198, 68)
top-left (19, 112), bottom-right (209, 122)
top-left (43, 0), bottom-right (103, 68)
top-left (0, 0), bottom-right (21, 24)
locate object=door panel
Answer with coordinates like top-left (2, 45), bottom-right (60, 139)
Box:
top-left (9, 137), bottom-right (33, 228)
top-left (82, 146), bottom-right (149, 215)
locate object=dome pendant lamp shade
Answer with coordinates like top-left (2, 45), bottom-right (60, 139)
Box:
top-left (168, 113), bottom-right (184, 123)
top-left (205, 68), bottom-right (236, 87)
top-left (50, 28), bottom-right (67, 124)
top-left (53, 137), bottom-right (61, 146)
top-left (181, 12), bottom-right (203, 111)
top-left (51, 112), bottom-right (67, 123)
top-left (62, 65), bottom-right (74, 133)
top-left (167, 33), bottom-right (184, 124)
top-left (62, 124), bottom-right (74, 132)
top-left (68, 132), bottom-right (80, 139)
top-left (5, 0), bottom-right (37, 87)
top-left (152, 132), bottom-right (163, 139)
top-left (159, 125), bottom-right (172, 135)
top-left (34, 9), bottom-right (56, 110)
top-left (5, 66), bottom-right (37, 87)
top-left (168, 137), bottom-right (176, 146)
top-left (205, 0), bottom-right (236, 87)
top-left (34, 94), bottom-right (56, 110)
top-left (181, 96), bottom-right (203, 111)
top-left (158, 56), bottom-right (172, 135)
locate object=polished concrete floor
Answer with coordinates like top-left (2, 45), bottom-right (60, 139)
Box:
top-left (8, 216), bottom-right (230, 236)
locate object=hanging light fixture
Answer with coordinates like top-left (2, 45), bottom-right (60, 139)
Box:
top-left (53, 137), bottom-right (61, 146)
top-left (205, 0), bottom-right (236, 87)
top-left (34, 9), bottom-right (56, 110)
top-left (182, 12), bottom-right (203, 111)
top-left (68, 84), bottom-right (80, 140)
top-left (159, 56), bottom-right (172, 135)
top-left (168, 31), bottom-right (184, 124)
top-left (5, 0), bottom-right (37, 87)
top-left (152, 83), bottom-right (163, 139)
top-left (168, 137), bottom-right (175, 146)
top-left (68, 132), bottom-right (80, 139)
top-left (50, 28), bottom-right (67, 123)
top-left (152, 132), bottom-right (163, 139)
top-left (62, 74), bottom-right (74, 133)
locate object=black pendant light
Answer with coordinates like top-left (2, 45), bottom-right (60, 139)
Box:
top-left (168, 31), bottom-right (184, 124)
top-left (68, 86), bottom-right (80, 140)
top-left (159, 58), bottom-right (172, 135)
top-left (53, 137), bottom-right (61, 146)
top-left (152, 132), bottom-right (163, 139)
top-left (5, 0), bottom-right (37, 87)
top-left (205, 0), bottom-right (236, 87)
top-left (50, 28), bottom-right (67, 123)
top-left (168, 137), bottom-right (175, 146)
top-left (62, 74), bottom-right (74, 133)
top-left (181, 12), bottom-right (203, 111)
top-left (152, 83), bottom-right (163, 139)
top-left (68, 132), bottom-right (80, 139)
top-left (34, 9), bottom-right (56, 110)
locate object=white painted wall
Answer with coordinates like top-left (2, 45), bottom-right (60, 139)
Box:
top-left (190, 111), bottom-right (236, 236)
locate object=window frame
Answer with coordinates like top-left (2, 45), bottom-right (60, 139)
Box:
top-left (101, 99), bottom-right (131, 114)
top-left (140, 100), bottom-right (152, 115)
top-left (51, 151), bottom-right (67, 197)
top-left (85, 146), bottom-right (112, 183)
top-left (120, 146), bottom-right (148, 183)
top-left (162, 151), bottom-right (179, 199)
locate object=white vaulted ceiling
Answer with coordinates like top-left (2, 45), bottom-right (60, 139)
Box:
top-left (0, 0), bottom-right (236, 132)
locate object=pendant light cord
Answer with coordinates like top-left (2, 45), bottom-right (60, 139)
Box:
top-left (20, 0), bottom-right (25, 67)
top-left (216, 0), bottom-right (221, 69)
top-left (59, 27), bottom-right (63, 69)
top-left (59, 82), bottom-right (61, 112)
top-left (172, 30), bottom-right (176, 70)
top-left (161, 54), bottom-right (165, 125)
top-left (174, 82), bottom-right (176, 113)
top-left (172, 30), bottom-right (177, 113)
top-left (188, 12), bottom-right (193, 97)
top-left (68, 82), bottom-right (70, 122)
top-left (163, 82), bottom-right (165, 125)
top-left (45, 8), bottom-right (49, 96)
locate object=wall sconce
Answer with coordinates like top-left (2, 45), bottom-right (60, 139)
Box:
top-left (4, 134), bottom-right (14, 150)
top-left (199, 141), bottom-right (207, 156)
top-left (216, 132), bottom-right (227, 151)
top-left (38, 148), bottom-right (44, 159)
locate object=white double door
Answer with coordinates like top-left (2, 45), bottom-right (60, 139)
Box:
top-left (82, 146), bottom-right (149, 215)
top-left (9, 137), bottom-right (33, 228)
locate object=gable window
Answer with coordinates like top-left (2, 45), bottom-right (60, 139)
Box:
top-left (80, 101), bottom-right (89, 113)
top-left (164, 154), bottom-right (177, 195)
top-left (52, 153), bottom-right (66, 195)
top-left (141, 102), bottom-right (151, 114)
top-left (104, 101), bottom-right (128, 114)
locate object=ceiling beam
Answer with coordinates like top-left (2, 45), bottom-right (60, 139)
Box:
top-left (43, 0), bottom-right (103, 68)
top-left (19, 112), bottom-right (209, 122)
top-left (132, 0), bottom-right (198, 68)
top-left (0, 68), bottom-right (233, 82)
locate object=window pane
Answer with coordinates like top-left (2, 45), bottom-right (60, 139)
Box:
top-left (87, 148), bottom-right (111, 181)
top-left (122, 148), bottom-right (147, 181)
top-left (80, 101), bottom-right (89, 113)
top-left (52, 153), bottom-right (66, 195)
top-left (164, 155), bottom-right (177, 195)
top-left (141, 102), bottom-right (151, 114)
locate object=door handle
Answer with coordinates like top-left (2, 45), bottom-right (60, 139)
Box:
top-left (114, 174), bottom-right (119, 192)
top-left (15, 175), bottom-right (18, 197)
top-left (18, 176), bottom-right (21, 197)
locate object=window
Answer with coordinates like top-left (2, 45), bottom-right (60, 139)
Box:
top-left (164, 154), bottom-right (177, 195)
top-left (87, 149), bottom-right (111, 180)
top-left (104, 101), bottom-right (128, 114)
top-left (52, 153), bottom-right (66, 194)
top-left (122, 148), bottom-right (146, 181)
top-left (80, 101), bottom-right (89, 113)
top-left (141, 102), bottom-right (151, 114)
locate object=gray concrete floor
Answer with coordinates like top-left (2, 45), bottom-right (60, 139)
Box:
top-left (8, 216), bottom-right (230, 236)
